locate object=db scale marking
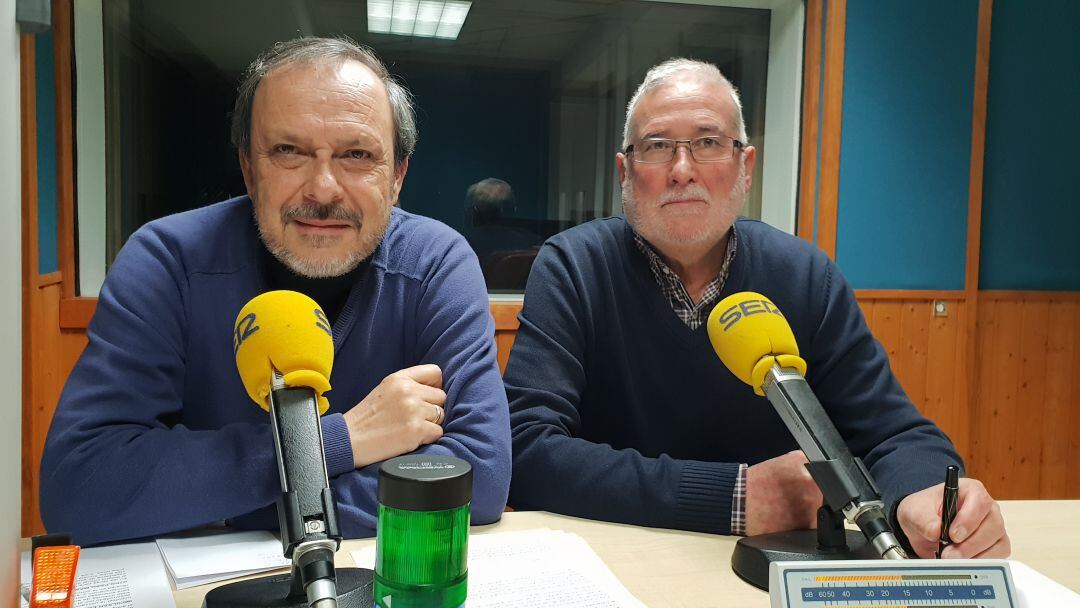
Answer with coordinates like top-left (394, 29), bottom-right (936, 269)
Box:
top-left (769, 559), bottom-right (1017, 608)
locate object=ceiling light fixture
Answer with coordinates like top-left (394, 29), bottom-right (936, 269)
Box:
top-left (368, 0), bottom-right (472, 40)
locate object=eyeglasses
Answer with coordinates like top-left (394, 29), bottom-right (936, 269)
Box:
top-left (625, 135), bottom-right (745, 164)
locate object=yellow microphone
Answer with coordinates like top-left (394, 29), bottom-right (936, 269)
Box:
top-left (225, 291), bottom-right (350, 607)
top-left (233, 290), bottom-right (333, 415)
top-left (706, 292), bottom-right (806, 396)
top-left (707, 291), bottom-right (909, 567)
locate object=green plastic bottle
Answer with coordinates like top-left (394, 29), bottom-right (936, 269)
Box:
top-left (375, 455), bottom-right (472, 608)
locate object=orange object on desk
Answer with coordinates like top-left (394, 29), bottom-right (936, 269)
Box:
top-left (30, 545), bottom-right (80, 608)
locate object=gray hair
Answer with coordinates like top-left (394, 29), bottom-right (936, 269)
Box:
top-left (621, 58), bottom-right (747, 150)
top-left (230, 36), bottom-right (417, 169)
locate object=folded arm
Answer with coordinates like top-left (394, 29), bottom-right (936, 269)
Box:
top-left (328, 236), bottom-right (512, 536)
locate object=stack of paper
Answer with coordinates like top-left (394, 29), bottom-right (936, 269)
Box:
top-left (20, 541), bottom-right (176, 608)
top-left (155, 530), bottom-right (291, 590)
top-left (351, 528), bottom-right (646, 608)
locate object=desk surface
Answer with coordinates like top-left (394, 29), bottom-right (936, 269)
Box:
top-left (170, 500), bottom-right (1077, 607)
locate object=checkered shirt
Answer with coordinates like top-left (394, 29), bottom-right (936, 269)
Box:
top-left (632, 228), bottom-right (738, 330)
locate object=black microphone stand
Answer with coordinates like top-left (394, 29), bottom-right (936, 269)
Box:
top-left (731, 365), bottom-right (908, 590)
top-left (732, 496), bottom-right (882, 589)
top-left (205, 376), bottom-right (373, 608)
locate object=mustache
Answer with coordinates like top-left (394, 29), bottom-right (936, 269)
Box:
top-left (281, 202), bottom-right (361, 226)
top-left (657, 185), bottom-right (712, 204)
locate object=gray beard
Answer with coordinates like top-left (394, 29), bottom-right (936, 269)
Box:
top-left (254, 202), bottom-right (392, 279)
top-left (622, 163), bottom-right (747, 247)
top-left (260, 234), bottom-right (371, 278)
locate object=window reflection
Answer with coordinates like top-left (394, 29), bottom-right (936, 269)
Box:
top-left (100, 0), bottom-right (770, 292)
top-left (464, 178), bottom-right (542, 292)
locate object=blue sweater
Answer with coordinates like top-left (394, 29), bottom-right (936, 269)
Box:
top-left (41, 197), bottom-right (511, 546)
top-left (505, 217), bottom-right (961, 535)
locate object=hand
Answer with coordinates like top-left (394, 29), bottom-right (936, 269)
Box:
top-left (897, 477), bottom-right (1010, 559)
top-left (745, 450), bottom-right (823, 536)
top-left (342, 364), bottom-right (447, 468)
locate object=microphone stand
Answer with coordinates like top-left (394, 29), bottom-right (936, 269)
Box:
top-left (731, 365), bottom-right (908, 590)
top-left (205, 373), bottom-right (373, 608)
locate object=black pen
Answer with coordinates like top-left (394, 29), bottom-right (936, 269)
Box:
top-left (937, 465), bottom-right (960, 558)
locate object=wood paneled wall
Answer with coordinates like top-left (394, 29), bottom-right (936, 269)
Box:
top-left (22, 280), bottom-right (87, 537)
top-left (971, 294), bottom-right (1080, 499)
top-left (857, 292), bottom-right (1080, 501)
top-left (491, 302), bottom-right (521, 374)
top-left (858, 296), bottom-right (972, 464)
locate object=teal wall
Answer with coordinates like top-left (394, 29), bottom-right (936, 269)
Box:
top-left (831, 0), bottom-right (1078, 292)
top-left (35, 32), bottom-right (58, 275)
top-left (834, 0), bottom-right (977, 290)
top-left (979, 0), bottom-right (1080, 290)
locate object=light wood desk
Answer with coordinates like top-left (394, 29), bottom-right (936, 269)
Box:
top-left (168, 500), bottom-right (1078, 607)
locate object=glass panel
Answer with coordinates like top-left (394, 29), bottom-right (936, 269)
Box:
top-left (100, 0), bottom-right (771, 293)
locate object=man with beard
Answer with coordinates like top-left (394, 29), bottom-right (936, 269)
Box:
top-left (505, 59), bottom-right (1009, 559)
top-left (40, 37), bottom-right (510, 546)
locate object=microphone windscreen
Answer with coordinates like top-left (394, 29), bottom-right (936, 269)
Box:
top-left (706, 292), bottom-right (807, 395)
top-left (234, 290), bottom-right (334, 414)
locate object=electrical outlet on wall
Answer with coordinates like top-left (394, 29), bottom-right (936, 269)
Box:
top-left (933, 300), bottom-right (949, 317)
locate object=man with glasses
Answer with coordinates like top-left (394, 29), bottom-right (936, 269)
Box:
top-left (505, 59), bottom-right (1009, 559)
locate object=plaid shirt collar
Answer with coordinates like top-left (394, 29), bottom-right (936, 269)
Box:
top-left (633, 225), bottom-right (739, 330)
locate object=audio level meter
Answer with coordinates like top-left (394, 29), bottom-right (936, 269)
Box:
top-left (770, 559), bottom-right (1017, 608)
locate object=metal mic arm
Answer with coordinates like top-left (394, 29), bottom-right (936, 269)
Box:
top-left (763, 365), bottom-right (908, 560)
top-left (269, 371), bottom-right (342, 607)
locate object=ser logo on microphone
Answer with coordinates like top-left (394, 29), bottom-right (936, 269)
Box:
top-left (717, 298), bottom-right (784, 331)
top-left (233, 313), bottom-right (260, 355)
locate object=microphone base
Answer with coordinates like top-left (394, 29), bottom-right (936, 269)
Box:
top-left (731, 530), bottom-right (878, 591)
top-left (203, 568), bottom-right (373, 608)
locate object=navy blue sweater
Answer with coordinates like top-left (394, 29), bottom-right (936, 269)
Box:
top-left (506, 217), bottom-right (961, 535)
top-left (41, 197), bottom-right (511, 546)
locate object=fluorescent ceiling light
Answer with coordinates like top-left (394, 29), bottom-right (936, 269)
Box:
top-left (368, 0), bottom-right (392, 32)
top-left (413, 1), bottom-right (443, 37)
top-left (390, 0), bottom-right (418, 34)
top-left (368, 0), bottom-right (471, 40)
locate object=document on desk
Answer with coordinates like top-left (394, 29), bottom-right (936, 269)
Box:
top-left (1010, 560), bottom-right (1080, 607)
top-left (20, 541), bottom-right (176, 608)
top-left (351, 528), bottom-right (646, 608)
top-left (155, 530), bottom-right (291, 589)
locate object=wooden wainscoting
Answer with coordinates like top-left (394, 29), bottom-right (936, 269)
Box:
top-left (971, 293), bottom-right (1080, 499)
top-left (858, 295), bottom-right (972, 465)
top-left (849, 291), bottom-right (1080, 501)
top-left (23, 280), bottom-right (89, 536)
top-left (490, 301), bottom-right (521, 374)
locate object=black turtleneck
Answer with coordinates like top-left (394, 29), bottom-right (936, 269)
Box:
top-left (260, 245), bottom-right (366, 325)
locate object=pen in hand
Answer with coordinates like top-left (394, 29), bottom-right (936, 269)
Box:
top-left (937, 465), bottom-right (960, 558)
